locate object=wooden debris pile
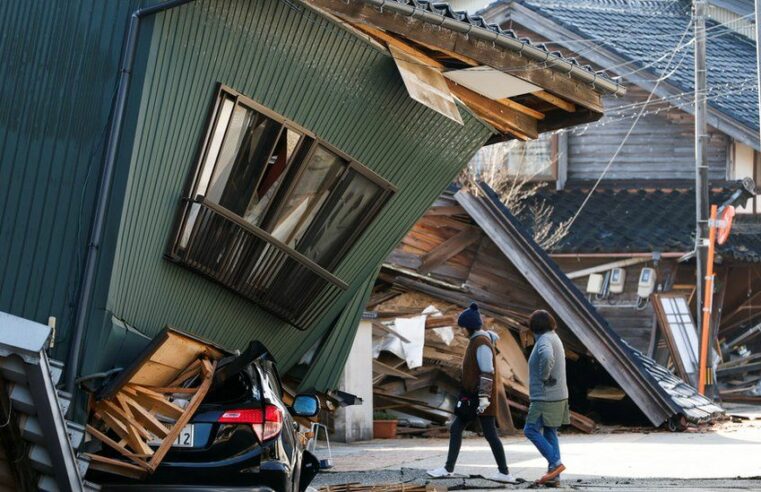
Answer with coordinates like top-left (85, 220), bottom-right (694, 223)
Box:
top-left (84, 328), bottom-right (226, 479)
top-left (320, 483), bottom-right (446, 492)
top-left (369, 292), bottom-right (598, 436)
top-left (718, 321), bottom-right (761, 403)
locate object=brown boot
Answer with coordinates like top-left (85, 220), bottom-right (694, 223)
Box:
top-left (536, 464), bottom-right (565, 485)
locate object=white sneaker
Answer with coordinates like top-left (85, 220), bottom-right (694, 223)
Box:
top-left (427, 467), bottom-right (454, 478)
top-left (487, 471), bottom-right (519, 484)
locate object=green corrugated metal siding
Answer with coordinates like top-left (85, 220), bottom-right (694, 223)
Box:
top-left (299, 269), bottom-right (378, 392)
top-left (101, 0), bottom-right (493, 375)
top-left (0, 0), bottom-right (140, 360)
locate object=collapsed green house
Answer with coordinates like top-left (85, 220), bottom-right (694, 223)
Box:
top-left (0, 0), bottom-right (620, 401)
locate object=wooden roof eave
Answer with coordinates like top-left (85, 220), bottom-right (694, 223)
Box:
top-left (355, 22), bottom-right (596, 142)
top-left (304, 0), bottom-right (614, 115)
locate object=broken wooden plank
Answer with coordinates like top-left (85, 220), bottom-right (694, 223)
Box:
top-left (166, 359), bottom-right (203, 387)
top-left (587, 386), bottom-right (626, 401)
top-left (95, 406), bottom-right (151, 457)
top-left (498, 98), bottom-right (545, 120)
top-left (122, 385), bottom-right (185, 420)
top-left (147, 359), bottom-right (217, 471)
top-left (425, 315), bottom-right (457, 329)
top-left (419, 227), bottom-right (482, 274)
top-left (98, 327), bottom-right (226, 398)
top-left (506, 397), bottom-right (596, 433)
top-left (373, 360), bottom-right (417, 380)
top-left (145, 386), bottom-right (199, 394)
top-left (533, 90), bottom-right (576, 112)
top-left (117, 393), bottom-right (170, 439)
top-left (86, 453), bottom-right (148, 480)
top-left (372, 321), bottom-right (412, 344)
top-left (96, 401), bottom-right (154, 457)
top-left (446, 80), bottom-right (538, 139)
top-left (351, 23), bottom-right (444, 69)
top-left (85, 425), bottom-right (152, 469)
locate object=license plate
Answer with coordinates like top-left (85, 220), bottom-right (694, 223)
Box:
top-left (148, 424), bottom-right (194, 448)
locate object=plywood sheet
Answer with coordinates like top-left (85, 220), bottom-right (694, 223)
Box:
top-left (390, 45), bottom-right (463, 125)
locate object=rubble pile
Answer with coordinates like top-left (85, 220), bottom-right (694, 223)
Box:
top-left (369, 293), bottom-right (597, 436)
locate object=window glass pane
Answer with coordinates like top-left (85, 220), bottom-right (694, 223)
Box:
top-left (242, 128), bottom-right (303, 225)
top-left (206, 104), bottom-right (256, 204)
top-left (197, 96), bottom-right (235, 196)
top-left (469, 133), bottom-right (553, 179)
top-left (297, 169), bottom-right (384, 267)
top-left (269, 145), bottom-right (345, 246)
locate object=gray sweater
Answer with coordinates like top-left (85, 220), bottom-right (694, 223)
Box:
top-left (528, 331), bottom-right (568, 401)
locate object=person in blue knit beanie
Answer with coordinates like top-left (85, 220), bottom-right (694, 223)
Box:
top-left (427, 303), bottom-right (517, 483)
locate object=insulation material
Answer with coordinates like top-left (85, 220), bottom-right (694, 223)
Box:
top-left (373, 315), bottom-right (427, 369)
top-left (443, 66), bottom-right (540, 99)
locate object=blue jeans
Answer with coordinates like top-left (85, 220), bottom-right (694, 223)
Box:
top-left (523, 415), bottom-right (561, 469)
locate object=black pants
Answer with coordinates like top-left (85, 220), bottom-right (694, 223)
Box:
top-left (445, 415), bottom-right (508, 475)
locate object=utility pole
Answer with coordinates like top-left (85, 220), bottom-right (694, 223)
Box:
top-left (756, 0), bottom-right (761, 130)
top-left (694, 0), bottom-right (709, 393)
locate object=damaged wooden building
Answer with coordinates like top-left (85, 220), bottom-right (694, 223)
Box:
top-left (361, 184), bottom-right (723, 439)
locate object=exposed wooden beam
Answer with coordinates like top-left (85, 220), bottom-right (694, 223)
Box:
top-left (498, 98), bottom-right (545, 120)
top-left (479, 114), bottom-right (531, 141)
top-left (407, 37), bottom-right (480, 66)
top-left (446, 80), bottom-right (538, 139)
top-left (351, 23), bottom-right (444, 68)
top-left (534, 90), bottom-right (576, 112)
top-left (419, 227), bottom-right (482, 274)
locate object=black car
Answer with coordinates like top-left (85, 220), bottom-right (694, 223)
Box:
top-left (87, 341), bottom-right (322, 492)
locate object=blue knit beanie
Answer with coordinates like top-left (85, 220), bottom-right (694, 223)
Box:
top-left (458, 302), bottom-right (482, 331)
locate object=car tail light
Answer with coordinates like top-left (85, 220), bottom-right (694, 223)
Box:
top-left (218, 405), bottom-right (283, 442)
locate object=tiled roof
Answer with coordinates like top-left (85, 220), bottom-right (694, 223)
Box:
top-left (375, 0), bottom-right (621, 88)
top-left (517, 184), bottom-right (761, 262)
top-left (513, 0), bottom-right (759, 130)
top-left (629, 345), bottom-right (725, 423)
top-left (0, 311), bottom-right (92, 490)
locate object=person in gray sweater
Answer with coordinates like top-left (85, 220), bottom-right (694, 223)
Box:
top-left (524, 310), bottom-right (569, 485)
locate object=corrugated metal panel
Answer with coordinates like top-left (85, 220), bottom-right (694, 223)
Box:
top-left (0, 0), bottom-right (140, 360)
top-left (568, 86), bottom-right (729, 182)
top-left (102, 0), bottom-right (492, 374)
top-left (707, 5), bottom-right (755, 40)
top-left (298, 269), bottom-right (378, 392)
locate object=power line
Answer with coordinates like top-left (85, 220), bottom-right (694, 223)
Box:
top-left (564, 17), bottom-right (695, 231)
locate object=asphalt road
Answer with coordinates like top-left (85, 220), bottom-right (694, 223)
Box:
top-left (311, 416), bottom-right (761, 490)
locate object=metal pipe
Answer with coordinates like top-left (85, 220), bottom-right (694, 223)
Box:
top-left (64, 0), bottom-right (196, 394)
top-left (551, 252), bottom-right (687, 259)
top-left (356, 0), bottom-right (626, 96)
top-left (565, 256), bottom-right (654, 280)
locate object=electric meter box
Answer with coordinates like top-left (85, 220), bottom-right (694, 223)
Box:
top-left (587, 273), bottom-right (605, 294)
top-left (609, 267), bottom-right (626, 294)
top-left (637, 267), bottom-right (656, 298)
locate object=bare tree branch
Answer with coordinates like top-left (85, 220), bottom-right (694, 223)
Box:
top-left (459, 141), bottom-right (570, 250)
